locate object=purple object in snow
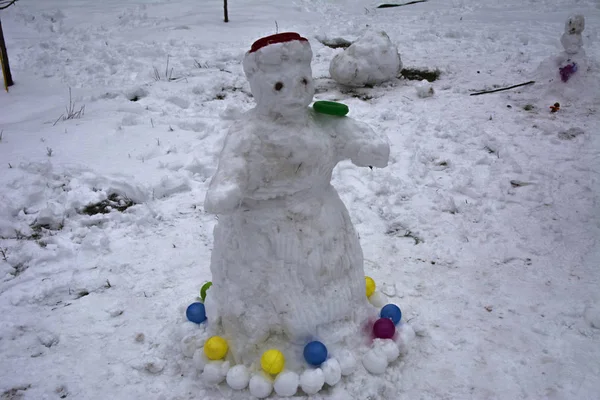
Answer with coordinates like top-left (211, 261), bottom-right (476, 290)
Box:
top-left (559, 62), bottom-right (578, 82)
top-left (373, 318), bottom-right (396, 339)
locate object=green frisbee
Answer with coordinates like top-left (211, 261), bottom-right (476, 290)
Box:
top-left (313, 101), bottom-right (349, 116)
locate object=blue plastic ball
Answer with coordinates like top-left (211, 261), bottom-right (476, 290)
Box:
top-left (380, 304), bottom-right (402, 325)
top-left (186, 302), bottom-right (207, 324)
top-left (303, 341), bottom-right (328, 366)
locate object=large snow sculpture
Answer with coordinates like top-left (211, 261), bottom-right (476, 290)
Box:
top-left (329, 30), bottom-right (402, 87)
top-left (204, 32), bottom-right (390, 365)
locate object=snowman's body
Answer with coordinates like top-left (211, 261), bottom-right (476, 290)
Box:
top-left (204, 33), bottom-right (390, 364)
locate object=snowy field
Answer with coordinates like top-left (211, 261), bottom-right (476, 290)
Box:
top-left (1, 0), bottom-right (600, 399)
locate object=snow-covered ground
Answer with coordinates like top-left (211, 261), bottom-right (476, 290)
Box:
top-left (1, 0), bottom-right (599, 399)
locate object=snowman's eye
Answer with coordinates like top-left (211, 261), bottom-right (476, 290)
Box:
top-left (274, 82), bottom-right (284, 91)
top-left (301, 78), bottom-right (308, 85)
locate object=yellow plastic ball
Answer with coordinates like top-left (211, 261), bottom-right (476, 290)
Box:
top-left (204, 336), bottom-right (228, 360)
top-left (365, 276), bottom-right (376, 298)
top-left (261, 349), bottom-right (285, 375)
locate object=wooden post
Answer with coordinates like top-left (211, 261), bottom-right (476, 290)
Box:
top-left (224, 0), bottom-right (229, 23)
top-left (0, 18), bottom-right (14, 90)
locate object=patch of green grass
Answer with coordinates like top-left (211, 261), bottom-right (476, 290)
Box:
top-left (400, 67), bottom-right (441, 82)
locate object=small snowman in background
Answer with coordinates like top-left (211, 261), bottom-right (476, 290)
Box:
top-left (561, 14), bottom-right (585, 55)
top-left (558, 14), bottom-right (585, 82)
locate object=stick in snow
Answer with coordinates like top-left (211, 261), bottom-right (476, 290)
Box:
top-left (377, 0), bottom-right (428, 8)
top-left (470, 81), bottom-right (535, 96)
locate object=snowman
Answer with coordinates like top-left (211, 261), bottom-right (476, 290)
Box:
top-left (558, 15), bottom-right (585, 83)
top-left (560, 14), bottom-right (584, 55)
top-left (204, 32), bottom-right (390, 364)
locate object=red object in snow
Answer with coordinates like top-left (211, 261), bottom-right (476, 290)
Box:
top-left (249, 32), bottom-right (308, 53)
top-left (549, 102), bottom-right (560, 113)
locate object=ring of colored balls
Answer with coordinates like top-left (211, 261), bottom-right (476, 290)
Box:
top-left (186, 302), bottom-right (207, 324)
top-left (303, 341), bottom-right (328, 366)
top-left (204, 336), bottom-right (228, 360)
top-left (261, 349), bottom-right (285, 375)
top-left (380, 304), bottom-right (402, 325)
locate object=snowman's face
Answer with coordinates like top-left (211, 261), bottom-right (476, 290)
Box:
top-left (249, 62), bottom-right (315, 116)
top-left (566, 15), bottom-right (585, 34)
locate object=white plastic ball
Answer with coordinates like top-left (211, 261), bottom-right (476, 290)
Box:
top-left (274, 370), bottom-right (299, 397)
top-left (300, 368), bottom-right (325, 395)
top-left (249, 374), bottom-right (273, 399)
top-left (368, 291), bottom-right (388, 307)
top-left (226, 365), bottom-right (250, 390)
top-left (373, 338), bottom-right (400, 363)
top-left (192, 348), bottom-right (209, 371)
top-left (322, 358), bottom-right (342, 386)
top-left (202, 360), bottom-right (229, 385)
top-left (337, 349), bottom-right (357, 376)
top-left (362, 348), bottom-right (388, 375)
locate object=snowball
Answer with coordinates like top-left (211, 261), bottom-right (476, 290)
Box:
top-left (192, 349), bottom-right (209, 371)
top-left (373, 339), bottom-right (400, 363)
top-left (300, 368), bottom-right (325, 395)
top-left (368, 291), bottom-right (388, 307)
top-left (249, 374), bottom-right (273, 399)
top-left (329, 30), bottom-right (402, 87)
top-left (362, 348), bottom-right (388, 375)
top-left (226, 365), bottom-right (250, 390)
top-left (322, 358), bottom-right (342, 386)
top-left (416, 80), bottom-right (434, 98)
top-left (180, 335), bottom-right (199, 358)
top-left (202, 361), bottom-right (229, 385)
top-left (398, 323), bottom-right (416, 346)
top-left (274, 370), bottom-right (299, 397)
top-left (337, 349), bottom-right (357, 376)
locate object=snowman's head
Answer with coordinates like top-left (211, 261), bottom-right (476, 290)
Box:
top-left (565, 14), bottom-right (585, 34)
top-left (243, 33), bottom-right (315, 117)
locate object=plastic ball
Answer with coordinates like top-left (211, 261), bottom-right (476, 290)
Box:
top-left (204, 336), bottom-right (228, 360)
top-left (373, 318), bottom-right (395, 339)
top-left (380, 304), bottom-right (402, 325)
top-left (365, 276), bottom-right (376, 297)
top-left (303, 341), bottom-right (328, 366)
top-left (200, 281), bottom-right (212, 302)
top-left (274, 371), bottom-right (299, 397)
top-left (226, 365), bottom-right (250, 390)
top-left (186, 302), bottom-right (207, 324)
top-left (249, 374), bottom-right (273, 398)
top-left (261, 349), bottom-right (285, 375)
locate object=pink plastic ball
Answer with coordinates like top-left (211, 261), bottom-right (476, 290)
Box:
top-left (373, 318), bottom-right (395, 339)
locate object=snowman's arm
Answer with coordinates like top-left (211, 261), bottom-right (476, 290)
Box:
top-left (336, 118), bottom-right (390, 168)
top-left (204, 130), bottom-right (250, 215)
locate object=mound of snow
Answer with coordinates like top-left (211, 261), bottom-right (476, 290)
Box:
top-left (329, 31), bottom-right (402, 87)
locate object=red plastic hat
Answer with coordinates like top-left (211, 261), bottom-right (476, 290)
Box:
top-left (249, 32), bottom-right (308, 53)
